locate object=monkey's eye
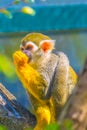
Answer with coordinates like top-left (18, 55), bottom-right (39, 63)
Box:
top-left (25, 44), bottom-right (33, 50)
top-left (25, 41), bottom-right (38, 52)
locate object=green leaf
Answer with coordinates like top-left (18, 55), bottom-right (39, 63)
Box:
top-left (0, 54), bottom-right (15, 78)
top-left (44, 122), bottom-right (61, 130)
top-left (23, 0), bottom-right (35, 4)
top-left (24, 127), bottom-right (33, 130)
top-left (0, 9), bottom-right (13, 19)
top-left (21, 6), bottom-right (36, 16)
top-left (0, 125), bottom-right (7, 130)
top-left (13, 0), bottom-right (21, 4)
top-left (62, 119), bottom-right (73, 130)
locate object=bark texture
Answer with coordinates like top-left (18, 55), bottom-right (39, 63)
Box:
top-left (63, 58), bottom-right (87, 130)
top-left (0, 83), bottom-right (36, 130)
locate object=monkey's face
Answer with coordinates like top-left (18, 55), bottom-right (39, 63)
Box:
top-left (20, 41), bottom-right (38, 61)
top-left (20, 39), bottom-right (55, 62)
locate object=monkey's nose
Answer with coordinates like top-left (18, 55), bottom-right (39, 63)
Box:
top-left (23, 49), bottom-right (32, 61)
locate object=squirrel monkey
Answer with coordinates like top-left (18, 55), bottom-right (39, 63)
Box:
top-left (13, 33), bottom-right (77, 130)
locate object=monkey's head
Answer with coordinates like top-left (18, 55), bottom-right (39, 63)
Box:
top-left (20, 33), bottom-right (55, 61)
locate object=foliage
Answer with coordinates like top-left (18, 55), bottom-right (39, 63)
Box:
top-left (0, 125), bottom-right (7, 130)
top-left (24, 126), bottom-right (33, 130)
top-left (0, 0), bottom-right (35, 18)
top-left (0, 53), bottom-right (15, 78)
top-left (24, 119), bottom-right (73, 130)
top-left (0, 0), bottom-right (47, 18)
top-left (21, 6), bottom-right (36, 16)
top-left (62, 119), bottom-right (73, 130)
top-left (0, 9), bottom-right (12, 19)
top-left (44, 122), bottom-right (61, 130)
top-left (45, 120), bottom-right (73, 130)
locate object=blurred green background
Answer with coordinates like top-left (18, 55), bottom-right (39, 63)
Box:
top-left (0, 0), bottom-right (87, 109)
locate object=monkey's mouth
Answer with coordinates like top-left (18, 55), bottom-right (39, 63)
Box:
top-left (22, 50), bottom-right (32, 61)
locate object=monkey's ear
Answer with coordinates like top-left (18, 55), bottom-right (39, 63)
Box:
top-left (39, 40), bottom-right (55, 53)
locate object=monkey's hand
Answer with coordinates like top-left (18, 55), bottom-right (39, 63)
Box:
top-left (13, 50), bottom-right (28, 68)
top-left (13, 50), bottom-right (48, 101)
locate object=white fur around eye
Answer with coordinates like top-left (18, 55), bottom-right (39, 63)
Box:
top-left (20, 44), bottom-right (22, 49)
top-left (26, 41), bottom-right (38, 51)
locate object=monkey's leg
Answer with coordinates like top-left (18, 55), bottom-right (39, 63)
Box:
top-left (51, 52), bottom-right (69, 119)
top-left (34, 106), bottom-right (51, 130)
top-left (68, 66), bottom-right (77, 95)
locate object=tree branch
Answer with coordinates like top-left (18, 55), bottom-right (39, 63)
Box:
top-left (59, 58), bottom-right (87, 130)
top-left (0, 83), bottom-right (36, 130)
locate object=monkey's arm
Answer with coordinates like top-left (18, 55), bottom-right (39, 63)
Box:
top-left (13, 50), bottom-right (48, 100)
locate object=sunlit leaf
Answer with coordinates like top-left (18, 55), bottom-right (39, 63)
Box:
top-left (44, 122), bottom-right (61, 130)
top-left (23, 0), bottom-right (35, 3)
top-left (0, 9), bottom-right (13, 19)
top-left (0, 54), bottom-right (15, 78)
top-left (21, 6), bottom-right (36, 16)
top-left (13, 0), bottom-right (21, 4)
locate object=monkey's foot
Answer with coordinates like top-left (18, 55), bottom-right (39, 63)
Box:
top-left (34, 106), bottom-right (51, 130)
top-left (13, 50), bottom-right (28, 67)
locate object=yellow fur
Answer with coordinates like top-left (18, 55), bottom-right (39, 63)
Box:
top-left (13, 50), bottom-right (53, 130)
top-left (69, 66), bottom-right (77, 84)
top-left (13, 50), bottom-right (77, 129)
top-left (68, 66), bottom-right (78, 94)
